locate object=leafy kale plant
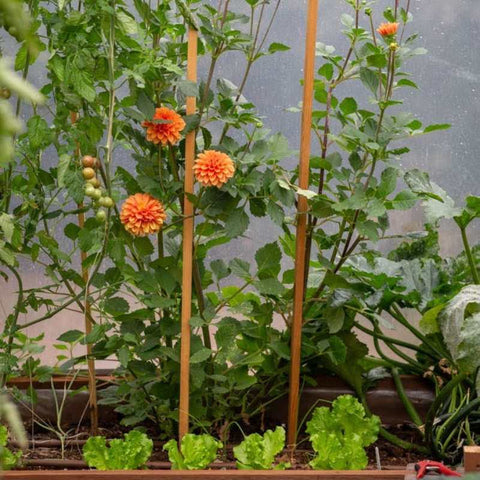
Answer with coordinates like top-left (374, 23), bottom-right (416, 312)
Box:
top-left (306, 395), bottom-right (380, 470)
top-left (233, 426), bottom-right (289, 470)
top-left (83, 430), bottom-right (152, 470)
top-left (163, 433), bottom-right (222, 470)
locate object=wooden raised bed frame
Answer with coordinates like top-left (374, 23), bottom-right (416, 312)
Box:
top-left (3, 470), bottom-right (409, 480)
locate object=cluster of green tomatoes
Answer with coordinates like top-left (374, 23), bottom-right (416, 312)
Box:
top-left (81, 155), bottom-right (114, 222)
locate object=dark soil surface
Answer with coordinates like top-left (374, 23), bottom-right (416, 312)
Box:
top-left (13, 424), bottom-right (425, 470)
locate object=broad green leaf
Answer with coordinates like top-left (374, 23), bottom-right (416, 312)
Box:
top-left (255, 242), bottom-right (281, 279)
top-left (57, 154), bottom-right (71, 187)
top-left (225, 209), bottom-right (249, 238)
top-left (440, 285), bottom-right (480, 373)
top-left (339, 97), bottom-right (357, 115)
top-left (0, 213), bottom-right (14, 242)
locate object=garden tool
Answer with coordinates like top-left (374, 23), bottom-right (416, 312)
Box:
top-left (415, 460), bottom-right (462, 478)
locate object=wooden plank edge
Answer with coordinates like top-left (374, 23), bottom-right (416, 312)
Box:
top-left (4, 469), bottom-right (408, 480)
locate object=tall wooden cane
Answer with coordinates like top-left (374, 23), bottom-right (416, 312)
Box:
top-left (287, 0), bottom-right (319, 448)
top-left (70, 112), bottom-right (98, 435)
top-left (179, 27), bottom-right (198, 440)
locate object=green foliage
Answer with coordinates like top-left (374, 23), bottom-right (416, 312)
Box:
top-left (82, 430), bottom-right (153, 470)
top-left (439, 285), bottom-right (480, 374)
top-left (233, 426), bottom-right (290, 470)
top-left (0, 425), bottom-right (21, 470)
top-left (163, 433), bottom-right (222, 470)
top-left (306, 395), bottom-right (380, 470)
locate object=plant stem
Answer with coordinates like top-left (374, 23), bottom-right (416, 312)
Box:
top-left (391, 367), bottom-right (424, 428)
top-left (460, 226), bottom-right (480, 284)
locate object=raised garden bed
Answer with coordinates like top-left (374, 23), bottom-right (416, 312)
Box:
top-left (3, 470), bottom-right (409, 480)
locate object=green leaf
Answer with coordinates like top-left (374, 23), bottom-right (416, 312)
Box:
top-left (225, 209), bottom-right (249, 238)
top-left (423, 123), bottom-right (451, 133)
top-left (420, 304), bottom-right (444, 334)
top-left (359, 68), bottom-right (379, 95)
top-left (0, 213), bottom-right (15, 242)
top-left (339, 97), bottom-right (357, 115)
top-left (104, 297), bottom-right (130, 316)
top-left (177, 79), bottom-right (198, 97)
top-left (233, 427), bottom-right (289, 470)
top-left (377, 167), bottom-right (397, 197)
top-left (268, 42), bottom-right (290, 54)
top-left (318, 63), bottom-right (334, 81)
top-left (229, 258), bottom-right (251, 280)
top-left (57, 154), bottom-right (71, 187)
top-left (136, 92), bottom-right (155, 119)
top-left (163, 439), bottom-right (185, 470)
top-left (440, 285), bottom-right (480, 374)
top-left (71, 69), bottom-right (96, 102)
top-left (328, 336), bottom-right (346, 364)
top-left (190, 348), bottom-right (212, 364)
top-left (27, 115), bottom-right (52, 150)
top-left (405, 169), bottom-right (461, 223)
top-left (255, 242), bottom-right (281, 279)
top-left (211, 259), bottom-right (229, 281)
top-left (397, 78), bottom-right (418, 89)
top-left (367, 53), bottom-right (387, 69)
top-left (57, 329), bottom-right (84, 343)
top-left (255, 278), bottom-right (286, 295)
top-left (165, 434), bottom-right (221, 470)
top-left (387, 190), bottom-right (417, 210)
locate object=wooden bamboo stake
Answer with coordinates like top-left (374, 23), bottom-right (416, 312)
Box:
top-left (70, 112), bottom-right (99, 435)
top-left (179, 27), bottom-right (198, 439)
top-left (287, 0), bottom-right (319, 448)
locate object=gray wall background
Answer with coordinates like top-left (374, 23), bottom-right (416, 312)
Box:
top-left (1, 0), bottom-right (479, 363)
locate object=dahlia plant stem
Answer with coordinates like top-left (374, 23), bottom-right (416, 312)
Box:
top-left (218, 0), bottom-right (280, 144)
top-left (198, 0), bottom-right (229, 118)
top-left (303, 0), bottom-right (360, 300)
top-left (158, 146), bottom-right (164, 259)
top-left (168, 145), bottom-right (212, 350)
top-left (308, 39), bottom-right (397, 308)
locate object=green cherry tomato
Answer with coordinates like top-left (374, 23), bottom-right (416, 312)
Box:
top-left (85, 184), bottom-right (96, 197)
top-left (102, 196), bottom-right (114, 208)
top-left (82, 167), bottom-right (96, 180)
top-left (96, 210), bottom-right (107, 222)
top-left (91, 188), bottom-right (102, 200)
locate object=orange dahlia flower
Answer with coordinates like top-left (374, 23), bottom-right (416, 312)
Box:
top-left (193, 150), bottom-right (235, 188)
top-left (141, 107), bottom-right (186, 146)
top-left (377, 22), bottom-right (399, 37)
top-left (120, 193), bottom-right (167, 237)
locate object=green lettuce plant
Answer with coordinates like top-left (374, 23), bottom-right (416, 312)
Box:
top-left (233, 426), bottom-right (290, 470)
top-left (306, 395), bottom-right (380, 470)
top-left (0, 425), bottom-right (21, 470)
top-left (82, 430), bottom-right (153, 470)
top-left (163, 433), bottom-right (222, 470)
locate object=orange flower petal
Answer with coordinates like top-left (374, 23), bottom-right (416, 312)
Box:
top-left (377, 22), bottom-right (399, 37)
top-left (142, 107), bottom-right (186, 146)
top-left (193, 150), bottom-right (235, 188)
top-left (120, 193), bottom-right (167, 237)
